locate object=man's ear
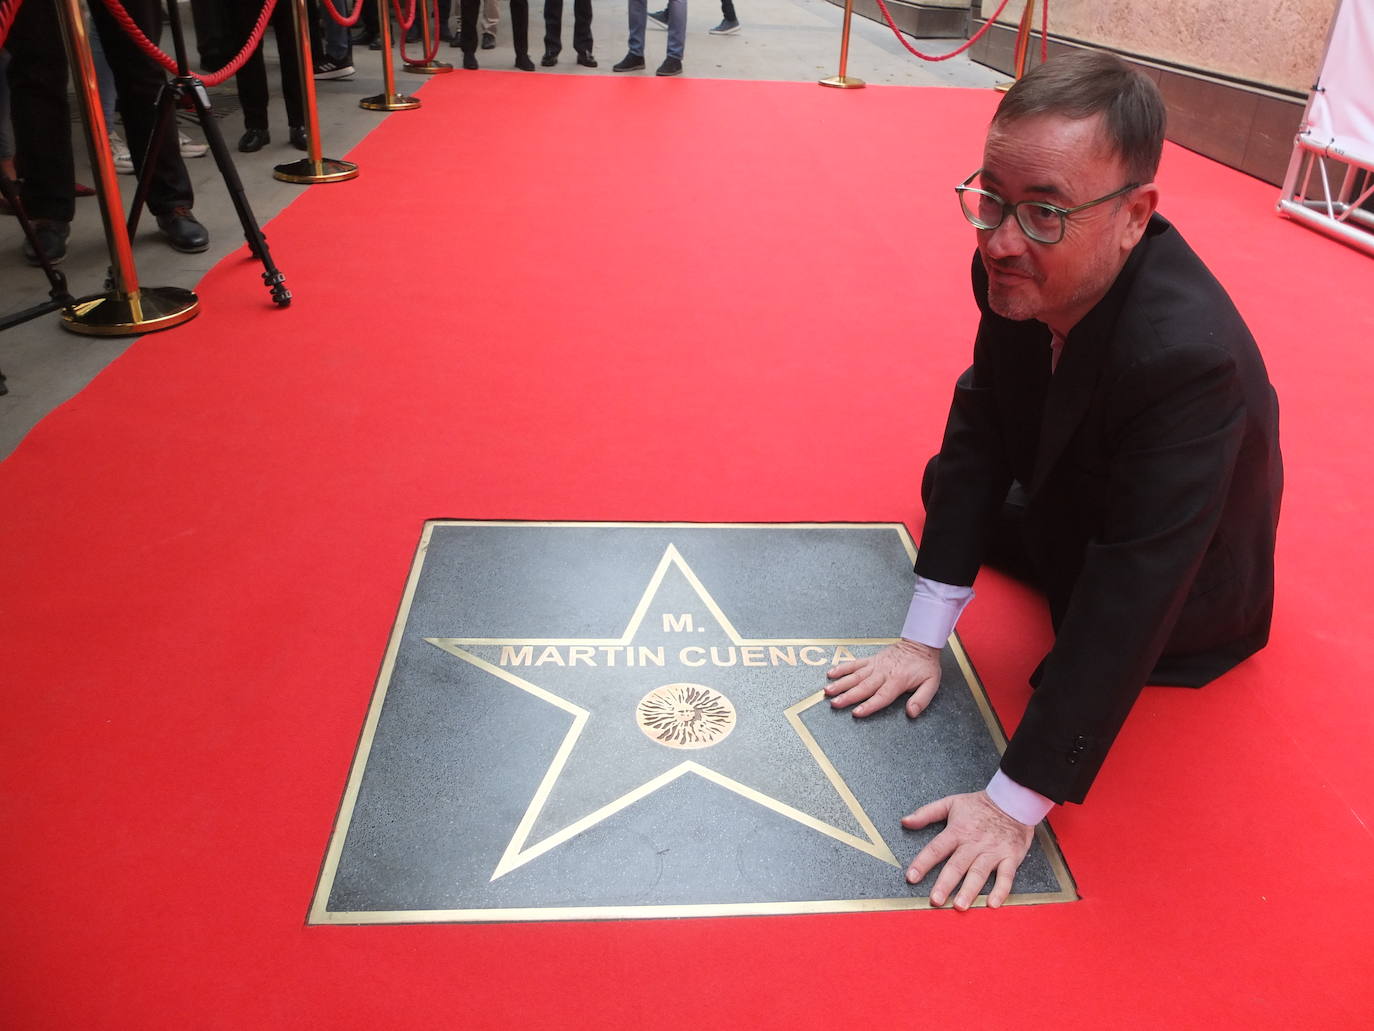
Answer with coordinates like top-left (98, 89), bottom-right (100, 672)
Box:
top-left (1120, 183), bottom-right (1160, 251)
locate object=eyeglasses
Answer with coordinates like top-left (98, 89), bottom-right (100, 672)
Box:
top-left (955, 169), bottom-right (1141, 244)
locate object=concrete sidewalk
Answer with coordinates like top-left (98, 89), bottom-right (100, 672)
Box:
top-left (0, 0), bottom-right (1001, 459)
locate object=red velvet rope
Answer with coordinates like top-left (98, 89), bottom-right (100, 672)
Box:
top-left (390, 0), bottom-right (418, 31)
top-left (868, 0), bottom-right (1014, 63)
top-left (96, 0), bottom-right (278, 87)
top-left (399, 0), bottom-right (441, 64)
top-left (0, 0), bottom-right (27, 50)
top-left (320, 0), bottom-right (364, 29)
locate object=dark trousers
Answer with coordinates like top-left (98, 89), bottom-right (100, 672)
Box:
top-left (720, 0), bottom-right (736, 21)
top-left (7, 0), bottom-right (192, 220)
top-left (542, 0), bottom-right (591, 55)
top-left (6, 0), bottom-right (76, 221)
top-left (88, 0), bottom-right (195, 216)
top-left (233, 0), bottom-right (305, 131)
top-left (461, 0), bottom-right (527, 55)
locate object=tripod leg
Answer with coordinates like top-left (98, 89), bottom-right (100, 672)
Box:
top-left (0, 171), bottom-right (76, 307)
top-left (124, 81), bottom-right (181, 242)
top-left (184, 79), bottom-right (291, 307)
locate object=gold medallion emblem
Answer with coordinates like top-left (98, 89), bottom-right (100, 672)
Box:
top-left (636, 683), bottom-right (736, 749)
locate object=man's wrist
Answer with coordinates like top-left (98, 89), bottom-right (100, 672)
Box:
top-left (985, 768), bottom-right (1055, 826)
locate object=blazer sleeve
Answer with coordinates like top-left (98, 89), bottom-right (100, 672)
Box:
top-left (999, 339), bottom-right (1247, 804)
top-left (914, 254), bottom-right (1019, 586)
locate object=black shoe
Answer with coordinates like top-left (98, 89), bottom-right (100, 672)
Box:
top-left (515, 53), bottom-right (536, 71)
top-left (21, 218), bottom-right (69, 267)
top-left (613, 52), bottom-right (645, 72)
top-left (462, 52), bottom-right (479, 69)
top-left (576, 50), bottom-right (597, 67)
top-left (237, 128), bottom-right (271, 153)
top-left (655, 56), bottom-right (682, 76)
top-left (369, 38), bottom-right (382, 50)
top-left (289, 126), bottom-right (308, 151)
top-left (155, 207), bottom-right (209, 253)
top-left (541, 50), bottom-right (559, 66)
top-left (351, 27), bottom-right (377, 45)
top-left (481, 31), bottom-right (496, 49)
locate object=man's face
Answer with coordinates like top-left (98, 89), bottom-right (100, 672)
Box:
top-left (975, 112), bottom-right (1156, 335)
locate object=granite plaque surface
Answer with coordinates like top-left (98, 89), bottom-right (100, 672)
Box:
top-left (311, 522), bottom-right (1076, 923)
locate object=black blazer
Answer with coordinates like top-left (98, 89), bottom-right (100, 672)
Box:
top-left (916, 214), bottom-right (1283, 804)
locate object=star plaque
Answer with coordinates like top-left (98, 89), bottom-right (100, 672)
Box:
top-left (311, 522), bottom-right (1076, 923)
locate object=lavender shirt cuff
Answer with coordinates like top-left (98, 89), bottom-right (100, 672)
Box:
top-left (899, 577), bottom-right (974, 649)
top-left (985, 768), bottom-right (1055, 825)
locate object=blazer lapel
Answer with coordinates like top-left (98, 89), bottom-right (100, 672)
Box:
top-left (1027, 220), bottom-right (1161, 495)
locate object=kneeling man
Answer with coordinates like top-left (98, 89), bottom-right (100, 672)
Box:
top-left (826, 51), bottom-right (1282, 909)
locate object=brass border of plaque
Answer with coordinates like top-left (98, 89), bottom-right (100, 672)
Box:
top-left (309, 521), bottom-right (1077, 924)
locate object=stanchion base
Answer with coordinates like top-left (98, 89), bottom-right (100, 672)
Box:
top-left (403, 61), bottom-right (454, 74)
top-left (360, 93), bottom-right (422, 111)
top-left (272, 158), bottom-right (361, 184)
top-left (818, 75), bottom-right (865, 89)
top-left (61, 286), bottom-right (200, 337)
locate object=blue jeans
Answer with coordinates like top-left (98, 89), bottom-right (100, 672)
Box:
top-left (628, 0), bottom-right (684, 60)
top-left (324, 0), bottom-right (354, 61)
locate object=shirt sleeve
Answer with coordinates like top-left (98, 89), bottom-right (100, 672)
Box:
top-left (985, 768), bottom-right (1055, 825)
top-left (900, 576), bottom-right (974, 650)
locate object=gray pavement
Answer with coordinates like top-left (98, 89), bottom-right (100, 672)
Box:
top-left (0, 0), bottom-right (1001, 459)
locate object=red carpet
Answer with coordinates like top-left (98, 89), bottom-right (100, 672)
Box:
top-left (2, 71), bottom-right (1372, 1027)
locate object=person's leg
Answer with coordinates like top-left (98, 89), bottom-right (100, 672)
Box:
top-left (7, 1), bottom-right (76, 224)
top-left (322, 0), bottom-right (356, 61)
top-left (233, 3), bottom-right (272, 135)
top-left (89, 0), bottom-right (195, 217)
top-left (720, 0), bottom-right (736, 20)
top-left (86, 16), bottom-right (119, 128)
top-left (627, 0), bottom-right (646, 57)
top-left (509, 0), bottom-right (532, 64)
top-left (481, 0), bottom-right (500, 37)
top-left (0, 50), bottom-right (15, 182)
top-left (459, 0), bottom-right (481, 62)
top-left (272, 3), bottom-right (306, 133)
top-left (572, 0), bottom-right (593, 55)
top-left (542, 0), bottom-right (563, 59)
top-left (665, 0), bottom-right (685, 59)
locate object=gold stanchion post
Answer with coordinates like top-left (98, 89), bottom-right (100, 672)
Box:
top-left (54, 0), bottom-right (199, 336)
top-left (275, 0), bottom-right (361, 182)
top-left (995, 0), bottom-right (1038, 92)
top-left (361, 0), bottom-right (422, 110)
top-left (819, 0), bottom-right (865, 89)
top-left (403, 0), bottom-right (453, 74)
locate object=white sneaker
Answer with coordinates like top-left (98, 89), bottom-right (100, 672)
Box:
top-left (179, 131), bottom-right (209, 159)
top-left (110, 132), bottom-right (135, 175)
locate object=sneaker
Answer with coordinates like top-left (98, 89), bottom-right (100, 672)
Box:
top-left (481, 31), bottom-right (496, 49)
top-left (110, 132), bottom-right (134, 175)
top-left (655, 56), bottom-right (682, 76)
top-left (613, 52), bottom-right (646, 72)
top-left (178, 130), bottom-right (209, 158)
top-left (21, 219), bottom-right (70, 266)
top-left (647, 8), bottom-right (668, 29)
top-left (709, 19), bottom-right (740, 34)
top-left (314, 57), bottom-right (355, 80)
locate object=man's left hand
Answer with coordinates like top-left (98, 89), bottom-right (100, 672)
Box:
top-left (902, 790), bottom-right (1035, 910)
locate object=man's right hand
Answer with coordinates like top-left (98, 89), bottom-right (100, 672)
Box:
top-left (825, 639), bottom-right (943, 718)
